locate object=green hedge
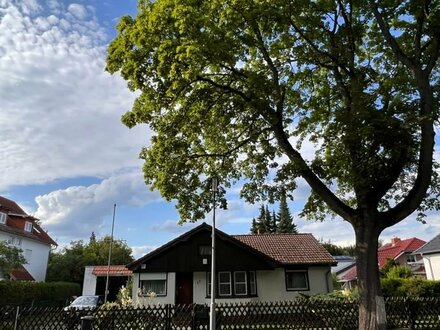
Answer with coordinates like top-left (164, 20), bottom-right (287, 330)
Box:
top-left (0, 281), bottom-right (80, 306)
top-left (381, 277), bottom-right (440, 297)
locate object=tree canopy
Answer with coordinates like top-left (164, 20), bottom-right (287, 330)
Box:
top-left (47, 235), bottom-right (134, 284)
top-left (107, 0), bottom-right (439, 328)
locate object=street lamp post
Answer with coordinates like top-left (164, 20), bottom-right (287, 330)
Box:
top-left (210, 177), bottom-right (218, 330)
top-left (104, 203), bottom-right (116, 304)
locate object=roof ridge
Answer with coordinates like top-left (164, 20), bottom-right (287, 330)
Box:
top-left (232, 233), bottom-right (311, 236)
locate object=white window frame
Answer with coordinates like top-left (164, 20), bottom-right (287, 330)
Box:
top-left (285, 270), bottom-right (309, 291)
top-left (7, 236), bottom-right (22, 246)
top-left (24, 221), bottom-right (33, 232)
top-left (406, 254), bottom-right (416, 263)
top-left (139, 273), bottom-right (167, 296)
top-left (234, 271), bottom-right (247, 296)
top-left (249, 271), bottom-right (257, 295)
top-left (218, 272), bottom-right (232, 296)
top-left (140, 279), bottom-right (167, 296)
top-left (24, 249), bottom-right (32, 263)
top-left (0, 212), bottom-right (6, 224)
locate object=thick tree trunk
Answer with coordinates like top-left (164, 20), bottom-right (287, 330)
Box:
top-left (355, 219), bottom-right (387, 330)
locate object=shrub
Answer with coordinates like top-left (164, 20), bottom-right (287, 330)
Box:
top-left (0, 281), bottom-right (80, 306)
top-left (381, 277), bottom-right (440, 297)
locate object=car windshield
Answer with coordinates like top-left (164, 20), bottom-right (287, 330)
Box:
top-left (71, 296), bottom-right (98, 306)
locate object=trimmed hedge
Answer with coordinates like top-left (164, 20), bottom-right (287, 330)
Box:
top-left (0, 281), bottom-right (80, 306)
top-left (381, 277), bottom-right (440, 297)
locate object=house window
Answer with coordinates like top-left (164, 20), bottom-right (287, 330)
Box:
top-left (24, 221), bottom-right (33, 232)
top-left (285, 270), bottom-right (309, 291)
top-left (207, 271), bottom-right (257, 297)
top-left (7, 236), bottom-right (22, 246)
top-left (24, 249), bottom-right (32, 263)
top-left (218, 272), bottom-right (232, 296)
top-left (199, 245), bottom-right (211, 256)
top-left (406, 254), bottom-right (416, 263)
top-left (0, 212), bottom-right (6, 224)
top-left (234, 271), bottom-right (247, 295)
top-left (249, 271), bottom-right (257, 295)
top-left (140, 280), bottom-right (167, 296)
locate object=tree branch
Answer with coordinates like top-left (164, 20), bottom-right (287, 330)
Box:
top-left (272, 120), bottom-right (356, 221)
top-left (369, 1), bottom-right (416, 70)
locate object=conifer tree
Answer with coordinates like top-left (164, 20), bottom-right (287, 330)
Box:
top-left (277, 189), bottom-right (298, 233)
top-left (250, 218), bottom-right (258, 234)
top-left (271, 210), bottom-right (278, 233)
top-left (264, 205), bottom-right (273, 233)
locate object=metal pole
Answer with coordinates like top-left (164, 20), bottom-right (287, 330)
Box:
top-left (210, 177), bottom-right (218, 330)
top-left (104, 203), bottom-right (116, 303)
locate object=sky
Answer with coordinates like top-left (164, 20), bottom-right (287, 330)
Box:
top-left (1, 0), bottom-right (439, 260)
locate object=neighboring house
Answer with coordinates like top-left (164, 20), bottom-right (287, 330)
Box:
top-left (0, 196), bottom-right (57, 281)
top-left (415, 234), bottom-right (440, 280)
top-left (83, 265), bottom-right (132, 301)
top-left (332, 256), bottom-right (356, 280)
top-left (129, 223), bottom-right (336, 305)
top-left (340, 237), bottom-right (426, 288)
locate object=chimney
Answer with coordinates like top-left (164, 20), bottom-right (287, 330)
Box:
top-left (391, 237), bottom-right (401, 246)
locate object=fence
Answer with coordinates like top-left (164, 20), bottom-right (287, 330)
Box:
top-left (1, 297), bottom-right (439, 330)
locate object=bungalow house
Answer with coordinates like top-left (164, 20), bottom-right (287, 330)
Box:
top-left (0, 196), bottom-right (57, 281)
top-left (128, 223), bottom-right (336, 305)
top-left (415, 234), bottom-right (440, 280)
top-left (340, 237), bottom-right (426, 288)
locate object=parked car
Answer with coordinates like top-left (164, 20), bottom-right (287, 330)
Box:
top-left (64, 295), bottom-right (104, 311)
top-left (64, 295), bottom-right (104, 328)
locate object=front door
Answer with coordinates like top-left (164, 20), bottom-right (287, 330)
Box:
top-left (176, 272), bottom-right (193, 304)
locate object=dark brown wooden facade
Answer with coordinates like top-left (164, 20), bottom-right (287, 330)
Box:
top-left (129, 224), bottom-right (278, 273)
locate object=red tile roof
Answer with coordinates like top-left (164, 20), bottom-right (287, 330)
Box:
top-left (233, 233), bottom-right (336, 265)
top-left (340, 237), bottom-right (426, 282)
top-left (0, 196), bottom-right (57, 246)
top-left (92, 265), bottom-right (132, 276)
top-left (0, 196), bottom-right (26, 215)
top-left (10, 266), bottom-right (35, 281)
top-left (378, 237), bottom-right (426, 267)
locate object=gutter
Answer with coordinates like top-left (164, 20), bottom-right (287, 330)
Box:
top-left (325, 268), bottom-right (331, 293)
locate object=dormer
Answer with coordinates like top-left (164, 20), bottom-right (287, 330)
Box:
top-left (24, 221), bottom-right (33, 232)
top-left (0, 212), bottom-right (7, 225)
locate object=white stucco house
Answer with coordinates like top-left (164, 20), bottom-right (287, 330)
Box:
top-left (0, 196), bottom-right (57, 281)
top-left (415, 234), bottom-right (440, 280)
top-left (128, 223), bottom-right (336, 305)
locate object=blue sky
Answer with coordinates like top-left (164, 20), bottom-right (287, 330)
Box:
top-left (1, 0), bottom-right (439, 260)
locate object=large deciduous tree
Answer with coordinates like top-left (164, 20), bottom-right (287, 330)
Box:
top-left (47, 236), bottom-right (134, 284)
top-left (107, 0), bottom-right (439, 329)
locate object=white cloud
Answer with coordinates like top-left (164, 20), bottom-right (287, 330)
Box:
top-left (0, 0), bottom-right (147, 191)
top-left (131, 245), bottom-right (157, 259)
top-left (67, 3), bottom-right (87, 20)
top-left (150, 220), bottom-right (199, 234)
top-left (34, 170), bottom-right (162, 243)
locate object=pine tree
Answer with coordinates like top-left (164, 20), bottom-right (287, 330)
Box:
top-left (256, 205), bottom-right (267, 233)
top-left (271, 211), bottom-right (278, 233)
top-left (250, 218), bottom-right (258, 234)
top-left (264, 205), bottom-right (273, 233)
top-left (277, 189), bottom-right (298, 233)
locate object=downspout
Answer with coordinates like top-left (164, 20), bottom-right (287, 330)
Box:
top-left (325, 268), bottom-right (331, 293)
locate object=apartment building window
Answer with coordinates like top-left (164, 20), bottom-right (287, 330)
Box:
top-left (24, 221), bottom-right (33, 232)
top-left (7, 236), bottom-right (22, 246)
top-left (0, 212), bottom-right (6, 224)
top-left (24, 249), bottom-right (32, 263)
